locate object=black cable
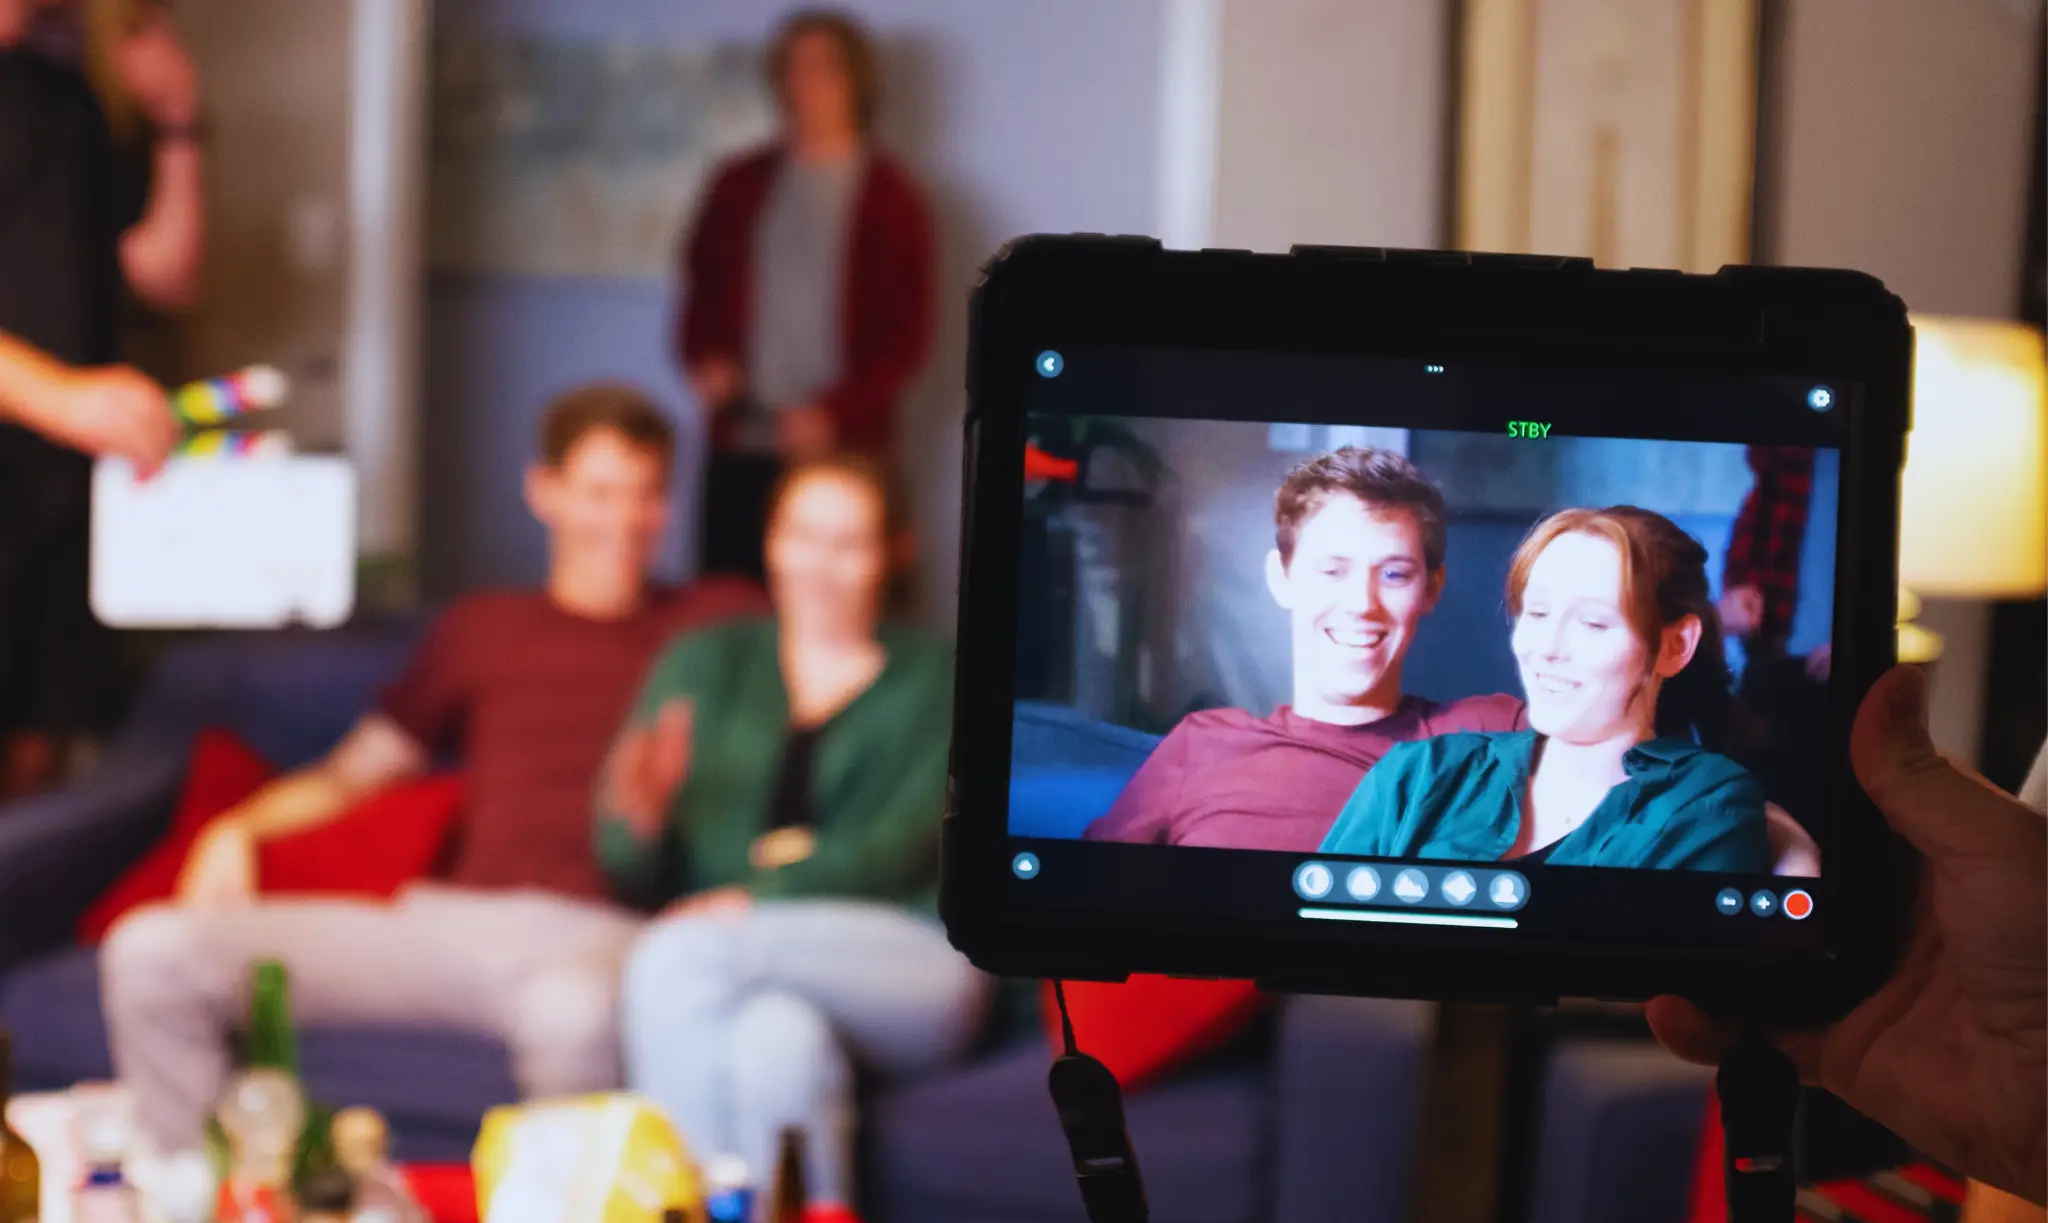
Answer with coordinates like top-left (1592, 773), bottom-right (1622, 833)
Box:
top-left (1054, 978), bottom-right (1079, 1054)
top-left (1046, 979), bottom-right (1150, 1223)
top-left (1718, 1023), bottom-right (1802, 1223)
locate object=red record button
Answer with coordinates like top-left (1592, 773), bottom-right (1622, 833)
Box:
top-left (1783, 889), bottom-right (1814, 920)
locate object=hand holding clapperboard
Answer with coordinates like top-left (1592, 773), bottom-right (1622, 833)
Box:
top-left (90, 365), bottom-right (358, 629)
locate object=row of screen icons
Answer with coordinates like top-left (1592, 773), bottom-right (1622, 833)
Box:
top-left (1721, 886), bottom-right (1814, 920)
top-left (1292, 861), bottom-right (1529, 912)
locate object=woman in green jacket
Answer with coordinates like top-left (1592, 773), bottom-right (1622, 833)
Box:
top-left (1320, 506), bottom-right (1772, 872)
top-left (598, 454), bottom-right (984, 1207)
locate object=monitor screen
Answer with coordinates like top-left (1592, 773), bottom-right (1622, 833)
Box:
top-left (1002, 347), bottom-right (1848, 949)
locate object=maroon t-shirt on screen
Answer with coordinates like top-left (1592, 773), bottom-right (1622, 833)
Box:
top-left (378, 579), bottom-right (767, 900)
top-left (1083, 694), bottom-right (1529, 852)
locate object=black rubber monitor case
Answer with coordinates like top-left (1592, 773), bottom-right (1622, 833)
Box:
top-left (945, 237), bottom-right (1911, 1024)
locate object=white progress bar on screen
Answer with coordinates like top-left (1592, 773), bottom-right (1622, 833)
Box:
top-left (1299, 906), bottom-right (1519, 930)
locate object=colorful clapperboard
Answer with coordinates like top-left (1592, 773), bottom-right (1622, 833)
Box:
top-left (89, 366), bottom-right (357, 629)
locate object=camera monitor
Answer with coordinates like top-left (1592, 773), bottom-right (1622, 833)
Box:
top-left (945, 239), bottom-right (1912, 1018)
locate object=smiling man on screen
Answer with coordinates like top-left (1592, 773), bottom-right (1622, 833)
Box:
top-left (1084, 446), bottom-right (1524, 852)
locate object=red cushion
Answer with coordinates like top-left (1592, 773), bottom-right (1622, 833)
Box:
top-left (77, 730), bottom-right (276, 943)
top-left (77, 730), bottom-right (465, 945)
top-left (400, 1163), bottom-right (478, 1223)
top-left (258, 774), bottom-right (465, 897)
top-left (1040, 976), bottom-right (1269, 1091)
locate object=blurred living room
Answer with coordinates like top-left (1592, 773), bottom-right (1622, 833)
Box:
top-left (0, 2), bottom-right (2043, 1223)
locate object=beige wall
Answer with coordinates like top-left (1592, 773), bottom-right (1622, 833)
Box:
top-left (1770, 0), bottom-right (2041, 764)
top-left (164, 0), bottom-right (425, 568)
top-left (170, 0), bottom-right (356, 450)
top-left (1209, 0), bottom-right (1448, 252)
top-left (1772, 0), bottom-right (2037, 314)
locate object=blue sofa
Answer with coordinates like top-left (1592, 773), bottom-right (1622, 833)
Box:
top-left (0, 624), bottom-right (1440, 1223)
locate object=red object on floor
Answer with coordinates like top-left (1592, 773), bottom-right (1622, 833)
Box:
top-left (1897, 1164), bottom-right (1967, 1204)
top-left (1686, 1093), bottom-right (1727, 1223)
top-left (1040, 976), bottom-right (1269, 1091)
top-left (1024, 444), bottom-right (1079, 483)
top-left (396, 1163), bottom-right (860, 1223)
top-left (75, 729), bottom-right (466, 945)
top-left (401, 1164), bottom-right (478, 1223)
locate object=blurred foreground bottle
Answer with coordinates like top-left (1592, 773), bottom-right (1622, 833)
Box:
top-left (0, 1030), bottom-right (39, 1223)
top-left (330, 1108), bottom-right (423, 1223)
top-left (215, 960), bottom-right (337, 1223)
top-left (71, 1084), bottom-right (143, 1223)
top-left (295, 1166), bottom-right (355, 1223)
top-left (768, 1129), bottom-right (806, 1223)
top-left (700, 1154), bottom-right (753, 1223)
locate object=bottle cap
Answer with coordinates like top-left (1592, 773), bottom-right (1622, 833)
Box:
top-left (331, 1107), bottom-right (389, 1172)
top-left (705, 1154), bottom-right (751, 1190)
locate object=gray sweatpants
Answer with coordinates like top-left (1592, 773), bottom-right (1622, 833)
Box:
top-left (99, 885), bottom-right (642, 1151)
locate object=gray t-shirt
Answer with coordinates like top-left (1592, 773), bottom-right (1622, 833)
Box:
top-left (740, 155), bottom-right (861, 451)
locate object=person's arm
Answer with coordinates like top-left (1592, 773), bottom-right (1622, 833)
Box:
top-left (1082, 725), bottom-right (1193, 844)
top-left (233, 716), bottom-right (427, 840)
top-left (1650, 668), bottom-right (2048, 1202)
top-left (1655, 767), bottom-right (1773, 872)
top-left (0, 331), bottom-right (176, 473)
top-left (1765, 801), bottom-right (1821, 876)
top-left (676, 159), bottom-right (750, 409)
top-left (175, 715), bottom-right (428, 907)
top-left (112, 9), bottom-right (206, 312)
top-left (594, 634), bottom-right (715, 906)
top-left (593, 701), bottom-right (693, 908)
top-left (810, 164), bottom-right (935, 451)
top-left (1722, 446), bottom-right (1770, 591)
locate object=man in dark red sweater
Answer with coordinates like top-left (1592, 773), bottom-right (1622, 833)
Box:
top-left (676, 10), bottom-right (934, 579)
top-left (1086, 447), bottom-right (1525, 851)
top-left (100, 384), bottom-right (766, 1153)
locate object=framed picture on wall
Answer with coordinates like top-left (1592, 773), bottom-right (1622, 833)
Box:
top-left (1455, 0), bottom-right (1759, 270)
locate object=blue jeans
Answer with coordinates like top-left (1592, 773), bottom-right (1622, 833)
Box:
top-left (620, 900), bottom-right (990, 1206)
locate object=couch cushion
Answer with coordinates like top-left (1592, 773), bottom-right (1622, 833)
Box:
top-left (866, 1035), bottom-right (1266, 1223)
top-left (0, 947), bottom-right (514, 1164)
top-left (1008, 703), bottom-right (1161, 840)
top-left (128, 621), bottom-right (427, 771)
top-left (1526, 1037), bottom-right (1714, 1223)
top-left (1, 948), bottom-right (114, 1088)
top-left (298, 1027), bottom-right (517, 1165)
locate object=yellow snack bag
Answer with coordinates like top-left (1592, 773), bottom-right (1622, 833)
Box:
top-left (472, 1094), bottom-right (703, 1223)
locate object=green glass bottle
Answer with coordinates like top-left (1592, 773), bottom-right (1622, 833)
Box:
top-left (1, 1029), bottom-right (42, 1223)
top-left (213, 960), bottom-right (336, 1214)
top-left (246, 961), bottom-right (297, 1075)
top-left (244, 961), bottom-right (337, 1193)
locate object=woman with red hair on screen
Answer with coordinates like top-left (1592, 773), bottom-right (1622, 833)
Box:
top-left (1320, 506), bottom-right (1773, 872)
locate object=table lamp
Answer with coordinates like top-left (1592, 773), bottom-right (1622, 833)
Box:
top-left (1896, 315), bottom-right (2048, 662)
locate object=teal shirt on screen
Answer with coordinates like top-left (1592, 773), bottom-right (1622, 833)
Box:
top-left (1318, 730), bottom-right (1772, 872)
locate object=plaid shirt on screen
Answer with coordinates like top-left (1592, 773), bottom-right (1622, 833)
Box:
top-left (1723, 445), bottom-right (1816, 647)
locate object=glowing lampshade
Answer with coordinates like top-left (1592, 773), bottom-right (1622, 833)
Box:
top-left (1898, 316), bottom-right (2047, 599)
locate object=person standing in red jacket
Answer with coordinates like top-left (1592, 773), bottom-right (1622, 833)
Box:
top-left (676, 8), bottom-right (935, 579)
